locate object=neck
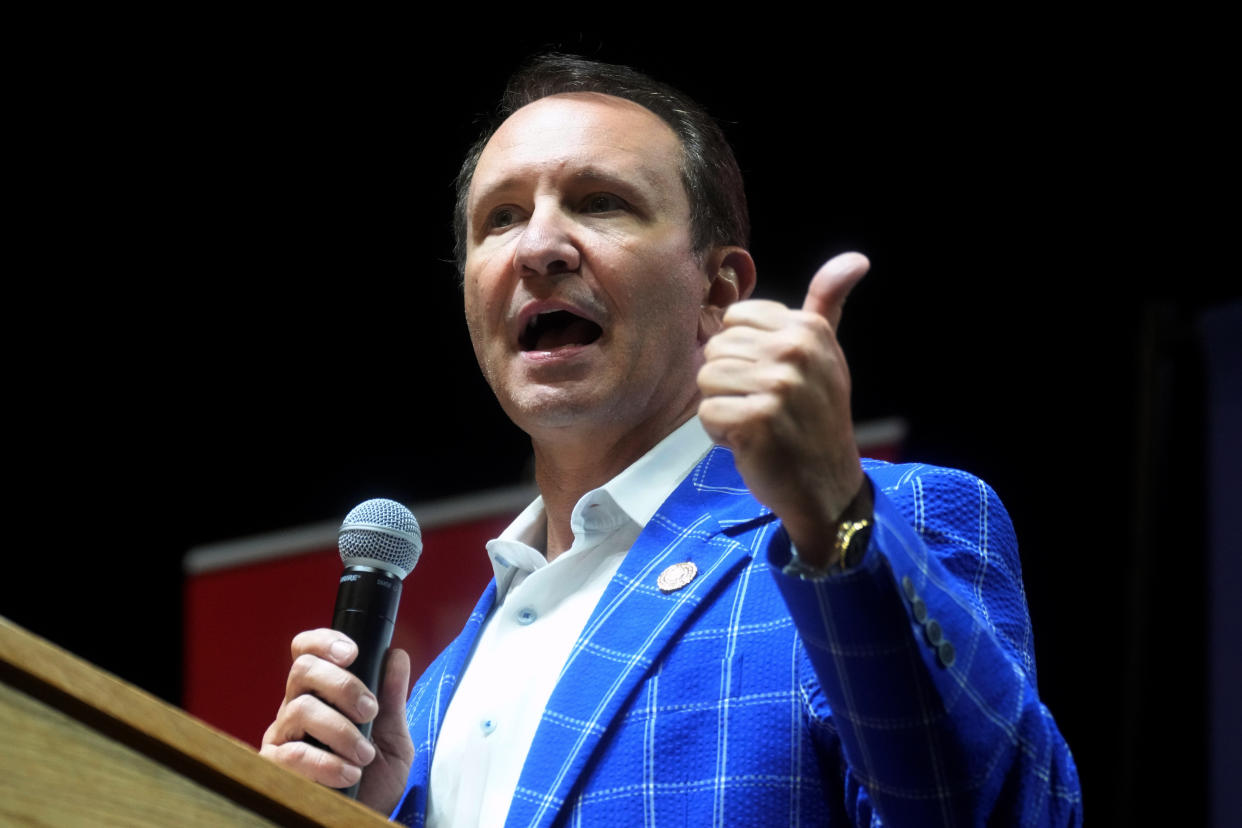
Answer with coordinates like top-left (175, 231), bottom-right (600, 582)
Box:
top-left (531, 405), bottom-right (696, 561)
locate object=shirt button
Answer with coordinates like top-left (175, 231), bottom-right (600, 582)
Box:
top-left (517, 608), bottom-right (538, 625)
top-left (480, 718), bottom-right (497, 735)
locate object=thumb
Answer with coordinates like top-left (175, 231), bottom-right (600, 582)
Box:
top-left (373, 648), bottom-right (412, 750)
top-left (801, 252), bottom-right (870, 330)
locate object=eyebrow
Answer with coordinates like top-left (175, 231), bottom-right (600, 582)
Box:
top-left (469, 163), bottom-right (667, 219)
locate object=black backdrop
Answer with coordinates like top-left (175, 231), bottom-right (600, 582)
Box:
top-left (5, 21), bottom-right (1233, 825)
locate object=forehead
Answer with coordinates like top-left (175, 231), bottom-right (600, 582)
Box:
top-left (469, 93), bottom-right (684, 208)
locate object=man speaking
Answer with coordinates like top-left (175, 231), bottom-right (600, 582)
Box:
top-left (260, 54), bottom-right (1082, 826)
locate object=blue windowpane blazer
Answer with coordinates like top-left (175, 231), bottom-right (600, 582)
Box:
top-left (392, 448), bottom-right (1082, 826)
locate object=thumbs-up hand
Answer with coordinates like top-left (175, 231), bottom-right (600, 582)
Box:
top-left (697, 252), bottom-right (870, 567)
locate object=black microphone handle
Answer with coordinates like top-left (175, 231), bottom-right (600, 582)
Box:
top-left (309, 565), bottom-right (403, 799)
top-left (331, 566), bottom-right (404, 719)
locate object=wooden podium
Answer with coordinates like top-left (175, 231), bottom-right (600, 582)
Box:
top-left (0, 616), bottom-right (393, 826)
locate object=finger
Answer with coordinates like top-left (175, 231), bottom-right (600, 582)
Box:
top-left (702, 325), bottom-right (765, 362)
top-left (705, 313), bottom-right (834, 366)
top-left (285, 653), bottom-right (379, 725)
top-left (801, 252), bottom-right (870, 329)
top-left (260, 737), bottom-right (365, 789)
top-left (371, 648), bottom-right (415, 764)
top-left (291, 628), bottom-right (359, 668)
top-left (698, 393), bottom-right (783, 447)
top-left (278, 693), bottom-right (377, 766)
top-left (698, 358), bottom-right (800, 398)
top-left (721, 299), bottom-right (798, 331)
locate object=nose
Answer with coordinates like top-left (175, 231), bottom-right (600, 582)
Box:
top-left (513, 204), bottom-right (580, 277)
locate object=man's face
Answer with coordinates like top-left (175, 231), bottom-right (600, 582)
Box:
top-left (463, 93), bottom-right (714, 444)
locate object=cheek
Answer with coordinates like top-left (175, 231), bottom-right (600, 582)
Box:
top-left (462, 278), bottom-right (502, 368)
top-left (622, 239), bottom-right (706, 313)
top-left (464, 264), bottom-right (498, 322)
top-left (462, 290), bottom-right (481, 344)
top-left (642, 266), bottom-right (709, 336)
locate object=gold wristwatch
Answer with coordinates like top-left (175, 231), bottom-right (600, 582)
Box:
top-left (782, 481), bottom-right (874, 580)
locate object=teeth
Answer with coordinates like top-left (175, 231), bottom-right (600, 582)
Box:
top-left (524, 313), bottom-right (550, 335)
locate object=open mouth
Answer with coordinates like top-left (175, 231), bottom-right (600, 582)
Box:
top-left (519, 310), bottom-right (603, 352)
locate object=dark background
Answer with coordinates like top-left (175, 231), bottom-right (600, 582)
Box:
top-left (5, 21), bottom-right (1235, 826)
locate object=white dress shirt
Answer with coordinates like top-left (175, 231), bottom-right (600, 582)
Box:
top-left (426, 416), bottom-right (713, 828)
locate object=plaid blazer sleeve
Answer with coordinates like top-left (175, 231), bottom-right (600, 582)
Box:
top-left (766, 460), bottom-right (1083, 825)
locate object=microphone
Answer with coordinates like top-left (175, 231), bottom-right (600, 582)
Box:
top-left (321, 498), bottom-right (421, 798)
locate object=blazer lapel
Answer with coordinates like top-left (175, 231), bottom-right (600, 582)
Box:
top-left (505, 447), bottom-right (774, 828)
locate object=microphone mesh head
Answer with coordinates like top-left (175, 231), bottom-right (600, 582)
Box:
top-left (338, 498), bottom-right (422, 579)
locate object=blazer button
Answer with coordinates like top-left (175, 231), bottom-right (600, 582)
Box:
top-left (911, 596), bottom-right (928, 624)
top-left (938, 640), bottom-right (956, 667)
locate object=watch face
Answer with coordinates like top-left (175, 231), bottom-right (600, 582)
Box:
top-left (839, 519), bottom-right (873, 570)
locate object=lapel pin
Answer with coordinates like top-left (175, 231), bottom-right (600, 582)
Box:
top-left (657, 561), bottom-right (698, 593)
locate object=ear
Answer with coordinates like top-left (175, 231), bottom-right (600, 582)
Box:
top-left (698, 247), bottom-right (757, 342)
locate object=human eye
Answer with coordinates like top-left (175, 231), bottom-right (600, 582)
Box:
top-left (581, 193), bottom-right (627, 214)
top-left (487, 205), bottom-right (523, 229)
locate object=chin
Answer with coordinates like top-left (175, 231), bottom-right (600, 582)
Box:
top-left (500, 387), bottom-right (599, 432)
top-left (499, 383), bottom-right (640, 439)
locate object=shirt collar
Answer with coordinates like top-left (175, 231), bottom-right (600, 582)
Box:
top-left (487, 416), bottom-right (713, 581)
top-left (600, 415), bottom-right (713, 528)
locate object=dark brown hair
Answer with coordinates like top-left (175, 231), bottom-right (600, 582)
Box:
top-left (453, 53), bottom-right (750, 274)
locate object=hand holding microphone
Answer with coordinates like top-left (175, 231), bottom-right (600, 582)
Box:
top-left (260, 499), bottom-right (419, 814)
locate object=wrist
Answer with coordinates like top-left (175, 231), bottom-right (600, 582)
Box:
top-left (781, 477), bottom-right (874, 579)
